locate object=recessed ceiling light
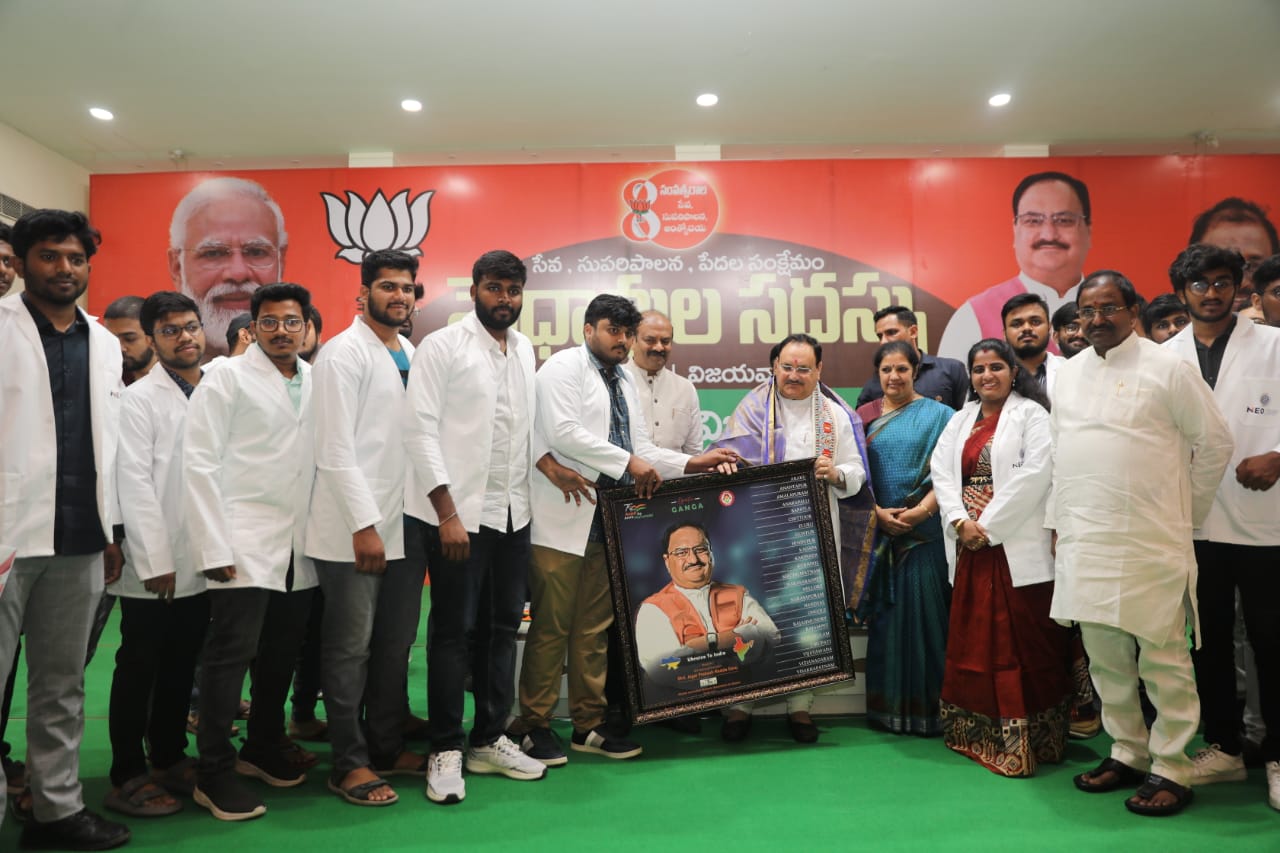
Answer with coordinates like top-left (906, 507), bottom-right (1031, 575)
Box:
top-left (696, 93), bottom-right (719, 107)
top-left (401, 99), bottom-right (423, 112)
top-left (988, 93), bottom-right (1012, 107)
top-left (89, 107), bottom-right (114, 121)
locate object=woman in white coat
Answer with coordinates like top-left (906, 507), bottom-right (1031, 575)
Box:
top-left (931, 338), bottom-right (1071, 777)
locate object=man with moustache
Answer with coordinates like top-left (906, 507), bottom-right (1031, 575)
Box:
top-left (939, 172), bottom-right (1092, 361)
top-left (103, 296), bottom-right (158, 385)
top-left (856, 306), bottom-right (968, 410)
top-left (624, 311), bottom-right (704, 454)
top-left (1141, 294), bottom-right (1191, 343)
top-left (1251, 256), bottom-right (1280, 327)
top-left (1002, 294), bottom-right (1064, 395)
top-left (0, 209), bottom-right (130, 848)
top-left (167, 177), bottom-right (287, 358)
top-left (511, 294), bottom-right (737, 767)
top-left (405, 250), bottom-right (550, 804)
top-left (1049, 270), bottom-right (1232, 817)
top-left (1051, 303), bottom-right (1088, 358)
top-left (307, 250), bottom-right (426, 807)
top-left (1189, 198), bottom-right (1280, 316)
top-left (1163, 244), bottom-right (1280, 810)
top-left (185, 283), bottom-right (318, 821)
top-left (0, 222), bottom-right (17, 297)
top-left (106, 292), bottom-right (210, 820)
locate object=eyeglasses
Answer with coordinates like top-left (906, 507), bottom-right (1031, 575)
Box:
top-left (777, 364), bottom-right (814, 376)
top-left (666, 545), bottom-right (711, 560)
top-left (1187, 278), bottom-right (1235, 295)
top-left (256, 316), bottom-right (305, 332)
top-left (1077, 305), bottom-right (1128, 320)
top-left (1013, 211), bottom-right (1087, 229)
top-left (154, 321), bottom-right (203, 339)
top-left (189, 242), bottom-right (279, 270)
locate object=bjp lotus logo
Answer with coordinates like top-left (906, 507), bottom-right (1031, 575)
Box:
top-left (321, 189), bottom-right (435, 264)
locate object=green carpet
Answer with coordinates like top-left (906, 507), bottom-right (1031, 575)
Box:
top-left (1, 595), bottom-right (1275, 851)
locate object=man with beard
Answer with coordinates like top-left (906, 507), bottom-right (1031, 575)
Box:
top-left (624, 311), bottom-right (703, 454)
top-left (104, 296), bottom-right (158, 385)
top-left (307, 250), bottom-right (426, 807)
top-left (106, 291), bottom-right (210, 820)
top-left (0, 223), bottom-right (17, 297)
top-left (167, 177), bottom-right (287, 359)
top-left (0, 209), bottom-right (130, 848)
top-left (1141, 294), bottom-right (1191, 344)
top-left (1052, 303), bottom-right (1089, 358)
top-left (510, 294), bottom-right (737, 768)
top-left (1252, 256), bottom-right (1280, 328)
top-left (1163, 244), bottom-right (1280, 810)
top-left (856, 306), bottom-right (968, 410)
top-left (1049, 270), bottom-right (1232, 817)
top-left (1002, 293), bottom-right (1064, 396)
top-left (404, 250), bottom-right (549, 803)
top-left (938, 172), bottom-right (1092, 361)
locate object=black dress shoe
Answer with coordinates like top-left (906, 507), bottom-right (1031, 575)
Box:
top-left (788, 716), bottom-right (820, 744)
top-left (19, 807), bottom-right (130, 851)
top-left (721, 715), bottom-right (752, 742)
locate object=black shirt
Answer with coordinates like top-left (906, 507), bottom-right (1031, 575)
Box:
top-left (23, 296), bottom-right (107, 555)
top-left (856, 352), bottom-right (970, 411)
top-left (1193, 318), bottom-right (1236, 390)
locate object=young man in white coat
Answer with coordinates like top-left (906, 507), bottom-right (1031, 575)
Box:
top-left (1002, 293), bottom-right (1064, 398)
top-left (307, 250), bottom-right (426, 807)
top-left (0, 209), bottom-right (131, 849)
top-left (1164, 244), bottom-right (1280, 809)
top-left (1048, 271), bottom-right (1233, 817)
top-left (404, 250), bottom-right (550, 805)
top-left (184, 282), bottom-right (319, 822)
top-left (107, 292), bottom-right (210, 819)
top-left (510, 294), bottom-right (737, 766)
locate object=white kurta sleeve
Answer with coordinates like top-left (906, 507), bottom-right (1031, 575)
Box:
top-left (831, 410), bottom-right (867, 497)
top-left (635, 602), bottom-right (683, 671)
top-left (681, 380), bottom-right (704, 455)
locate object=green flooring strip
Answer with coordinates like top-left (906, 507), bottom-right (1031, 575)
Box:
top-left (2, 593), bottom-right (1276, 851)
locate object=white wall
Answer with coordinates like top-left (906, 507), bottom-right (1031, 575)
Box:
top-left (0, 122), bottom-right (91, 298)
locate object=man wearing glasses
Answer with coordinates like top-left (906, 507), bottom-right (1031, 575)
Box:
top-left (167, 177), bottom-right (288, 358)
top-left (1051, 303), bottom-right (1089, 358)
top-left (1163, 244), bottom-right (1280, 811)
top-left (184, 283), bottom-right (319, 821)
top-left (1049, 270), bottom-right (1232, 817)
top-left (938, 171), bottom-right (1092, 362)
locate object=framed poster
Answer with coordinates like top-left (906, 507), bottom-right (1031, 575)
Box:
top-left (600, 459), bottom-right (855, 724)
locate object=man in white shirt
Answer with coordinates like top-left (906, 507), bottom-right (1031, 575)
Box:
top-left (307, 250), bottom-right (426, 808)
top-left (1048, 271), bottom-right (1232, 817)
top-left (511, 294), bottom-right (737, 767)
top-left (403, 250), bottom-right (549, 805)
top-left (1002, 293), bottom-right (1064, 397)
top-left (0, 209), bottom-right (130, 849)
top-left (938, 172), bottom-right (1092, 362)
top-left (623, 311), bottom-right (703, 455)
top-left (107, 291), bottom-right (210, 819)
top-left (185, 283), bottom-right (319, 822)
top-left (1163, 244), bottom-right (1280, 810)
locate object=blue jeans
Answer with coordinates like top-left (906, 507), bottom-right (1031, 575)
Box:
top-left (422, 516), bottom-right (530, 751)
top-left (316, 519), bottom-right (426, 775)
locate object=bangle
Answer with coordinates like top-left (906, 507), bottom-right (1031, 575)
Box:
top-left (952, 518), bottom-right (965, 533)
top-left (439, 512), bottom-right (458, 525)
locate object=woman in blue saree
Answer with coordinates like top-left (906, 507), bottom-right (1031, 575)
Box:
top-left (856, 341), bottom-right (954, 736)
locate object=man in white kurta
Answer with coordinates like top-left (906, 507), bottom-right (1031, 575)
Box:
top-left (623, 311), bottom-right (703, 455)
top-left (1048, 272), bottom-right (1232, 815)
top-left (1163, 243), bottom-right (1280, 808)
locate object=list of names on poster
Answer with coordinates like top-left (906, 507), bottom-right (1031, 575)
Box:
top-left (750, 474), bottom-right (835, 678)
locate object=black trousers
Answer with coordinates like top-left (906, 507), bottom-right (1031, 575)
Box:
top-left (108, 594), bottom-right (209, 786)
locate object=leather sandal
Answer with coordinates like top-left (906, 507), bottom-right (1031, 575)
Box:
top-left (327, 774), bottom-right (398, 807)
top-left (1073, 757), bottom-right (1146, 793)
top-left (1124, 774), bottom-right (1194, 817)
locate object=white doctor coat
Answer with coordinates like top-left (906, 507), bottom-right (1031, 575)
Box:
top-left (113, 366), bottom-right (206, 599)
top-left (531, 345), bottom-right (690, 557)
top-left (184, 343), bottom-right (317, 592)
top-left (306, 317), bottom-right (415, 561)
top-left (0, 297), bottom-right (122, 557)
top-left (1164, 316), bottom-right (1280, 546)
top-left (931, 393), bottom-right (1054, 587)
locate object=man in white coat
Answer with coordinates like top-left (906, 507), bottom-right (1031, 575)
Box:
top-left (1048, 270), bottom-right (1232, 817)
top-left (511, 294), bottom-right (737, 767)
top-left (185, 282), bottom-right (319, 822)
top-left (306, 250), bottom-right (426, 807)
top-left (0, 210), bottom-right (131, 849)
top-left (1002, 293), bottom-right (1064, 398)
top-left (405, 250), bottom-right (550, 805)
top-left (1164, 244), bottom-right (1280, 809)
top-left (107, 292), bottom-right (210, 819)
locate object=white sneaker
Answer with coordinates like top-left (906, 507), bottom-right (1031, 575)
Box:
top-left (425, 750), bottom-right (465, 805)
top-left (1266, 761), bottom-right (1280, 812)
top-left (466, 735), bottom-right (547, 781)
top-left (1191, 745), bottom-right (1247, 785)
